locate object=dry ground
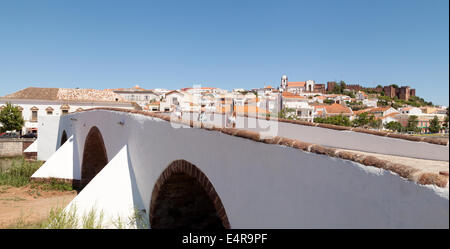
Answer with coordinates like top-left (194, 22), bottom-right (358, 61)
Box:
top-left (0, 185), bottom-right (77, 228)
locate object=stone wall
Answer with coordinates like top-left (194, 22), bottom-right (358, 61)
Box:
top-left (0, 138), bottom-right (36, 157)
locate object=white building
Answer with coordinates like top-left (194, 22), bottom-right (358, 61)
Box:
top-left (399, 107), bottom-right (422, 115)
top-left (112, 85), bottom-right (159, 108)
top-left (363, 98), bottom-right (378, 107)
top-left (160, 90), bottom-right (184, 112)
top-left (0, 87), bottom-right (136, 134)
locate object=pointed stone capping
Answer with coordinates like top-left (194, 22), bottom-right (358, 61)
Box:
top-left (260, 136), bottom-right (281, 145)
top-left (353, 154), bottom-right (368, 164)
top-left (384, 163), bottom-right (419, 180)
top-left (289, 119), bottom-right (317, 127)
top-left (422, 137), bottom-right (448, 146)
top-left (291, 140), bottom-right (312, 151)
top-left (75, 108), bottom-right (449, 188)
top-left (439, 171), bottom-right (449, 176)
top-left (235, 130), bottom-right (260, 142)
top-left (220, 127), bottom-right (238, 136)
top-left (335, 151), bottom-right (359, 161)
top-left (278, 137), bottom-right (297, 147)
top-left (310, 144), bottom-right (337, 156)
top-left (351, 128), bottom-right (388, 136)
top-left (386, 133), bottom-right (422, 142)
top-left (361, 156), bottom-right (388, 168)
top-left (317, 123), bottom-right (352, 131)
top-left (417, 173), bottom-right (448, 188)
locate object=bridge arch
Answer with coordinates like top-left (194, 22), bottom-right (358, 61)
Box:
top-left (80, 126), bottom-right (108, 189)
top-left (60, 130), bottom-right (68, 147)
top-left (149, 160), bottom-right (230, 229)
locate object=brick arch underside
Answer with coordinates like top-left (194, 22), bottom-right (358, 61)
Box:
top-left (60, 130), bottom-right (68, 147)
top-left (80, 126), bottom-right (108, 189)
top-left (149, 160), bottom-right (231, 229)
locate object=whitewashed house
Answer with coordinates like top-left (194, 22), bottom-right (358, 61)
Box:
top-left (160, 90), bottom-right (184, 112)
top-left (399, 107), bottom-right (422, 115)
top-left (111, 85), bottom-right (159, 108)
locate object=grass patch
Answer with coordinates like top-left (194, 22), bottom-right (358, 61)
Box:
top-left (0, 157), bottom-right (72, 191)
top-left (7, 205), bottom-right (150, 229)
top-left (0, 157), bottom-right (42, 187)
top-left (30, 178), bottom-right (73, 192)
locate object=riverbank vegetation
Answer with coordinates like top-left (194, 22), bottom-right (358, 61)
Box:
top-left (0, 156), bottom-right (73, 191)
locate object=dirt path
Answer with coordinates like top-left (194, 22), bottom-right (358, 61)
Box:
top-left (0, 185), bottom-right (77, 228)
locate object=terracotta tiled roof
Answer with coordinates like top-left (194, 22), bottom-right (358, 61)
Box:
top-left (324, 103), bottom-right (353, 114)
top-left (282, 92), bottom-right (306, 99)
top-left (379, 113), bottom-right (399, 120)
top-left (3, 87), bottom-right (59, 100)
top-left (215, 105), bottom-right (269, 114)
top-left (371, 106), bottom-right (391, 112)
top-left (354, 107), bottom-right (396, 115)
top-left (165, 90), bottom-right (183, 96)
top-left (287, 81), bottom-right (306, 87)
top-left (353, 108), bottom-right (373, 115)
top-left (3, 87), bottom-right (128, 103)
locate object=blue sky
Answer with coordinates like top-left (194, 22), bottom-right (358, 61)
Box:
top-left (0, 0), bottom-right (448, 105)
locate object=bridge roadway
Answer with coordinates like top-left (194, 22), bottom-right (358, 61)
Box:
top-left (174, 111), bottom-right (449, 177)
top-left (32, 109), bottom-right (449, 228)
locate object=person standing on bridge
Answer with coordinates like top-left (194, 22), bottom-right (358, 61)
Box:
top-left (226, 99), bottom-right (236, 128)
top-left (198, 109), bottom-right (207, 123)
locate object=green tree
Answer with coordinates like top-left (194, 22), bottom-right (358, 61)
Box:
top-left (339, 81), bottom-right (347, 90)
top-left (279, 107), bottom-right (296, 120)
top-left (0, 102), bottom-right (24, 133)
top-left (390, 84), bottom-right (399, 89)
top-left (369, 118), bottom-right (382, 129)
top-left (314, 114), bottom-right (351, 127)
top-left (406, 115), bottom-right (419, 133)
top-left (384, 121), bottom-right (403, 132)
top-left (352, 113), bottom-right (371, 127)
top-left (443, 116), bottom-right (449, 131)
top-left (428, 116), bottom-right (441, 133)
top-left (323, 99), bottom-right (335, 104)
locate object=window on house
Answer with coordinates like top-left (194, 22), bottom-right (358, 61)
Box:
top-left (31, 111), bottom-right (38, 121)
top-left (47, 111), bottom-right (53, 115)
top-left (62, 110), bottom-right (69, 115)
top-left (164, 108), bottom-right (170, 112)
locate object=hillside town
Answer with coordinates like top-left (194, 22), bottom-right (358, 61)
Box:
top-left (0, 75), bottom-right (448, 136)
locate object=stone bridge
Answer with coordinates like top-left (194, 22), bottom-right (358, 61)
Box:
top-left (31, 108), bottom-right (449, 228)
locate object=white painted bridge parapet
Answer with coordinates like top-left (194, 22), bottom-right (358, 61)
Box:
top-left (32, 108), bottom-right (449, 228)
